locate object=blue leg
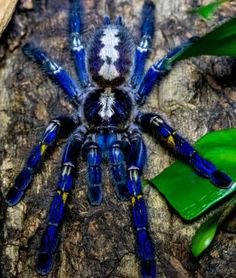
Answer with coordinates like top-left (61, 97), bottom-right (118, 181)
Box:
top-left (5, 117), bottom-right (76, 206)
top-left (103, 15), bottom-right (111, 25)
top-left (69, 0), bottom-right (89, 87)
top-left (136, 112), bottom-right (232, 188)
top-left (135, 37), bottom-right (199, 105)
top-left (22, 43), bottom-right (83, 106)
top-left (36, 126), bottom-right (86, 275)
top-left (127, 126), bottom-right (156, 278)
top-left (82, 140), bottom-right (103, 205)
top-left (114, 16), bottom-right (122, 26)
top-left (108, 142), bottom-right (129, 200)
top-left (130, 0), bottom-right (155, 89)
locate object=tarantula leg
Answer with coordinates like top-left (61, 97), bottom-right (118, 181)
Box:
top-left (22, 43), bottom-right (82, 107)
top-left (103, 15), bottom-right (111, 25)
top-left (36, 126), bottom-right (86, 275)
top-left (130, 0), bottom-right (155, 89)
top-left (69, 0), bottom-right (89, 87)
top-left (137, 112), bottom-right (232, 188)
top-left (135, 37), bottom-right (199, 105)
top-left (114, 16), bottom-right (122, 25)
top-left (82, 140), bottom-right (103, 205)
top-left (5, 117), bottom-right (76, 206)
top-left (127, 126), bottom-right (156, 278)
top-left (108, 142), bottom-right (129, 200)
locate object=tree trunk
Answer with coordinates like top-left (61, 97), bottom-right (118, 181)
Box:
top-left (0, 0), bottom-right (236, 277)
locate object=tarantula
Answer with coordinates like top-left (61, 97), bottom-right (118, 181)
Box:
top-left (5, 0), bottom-right (232, 277)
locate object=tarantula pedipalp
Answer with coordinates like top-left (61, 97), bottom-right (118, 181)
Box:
top-left (5, 0), bottom-right (232, 277)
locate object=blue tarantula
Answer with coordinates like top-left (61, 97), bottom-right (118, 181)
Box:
top-left (5, 0), bottom-right (232, 277)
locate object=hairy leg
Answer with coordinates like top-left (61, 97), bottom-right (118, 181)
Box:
top-left (82, 137), bottom-right (103, 205)
top-left (136, 112), bottom-right (232, 188)
top-left (127, 125), bottom-right (156, 278)
top-left (108, 138), bottom-right (129, 201)
top-left (5, 116), bottom-right (76, 206)
top-left (69, 0), bottom-right (89, 87)
top-left (36, 125), bottom-right (86, 275)
top-left (135, 37), bottom-right (198, 105)
top-left (130, 0), bottom-right (155, 89)
top-left (22, 43), bottom-right (83, 107)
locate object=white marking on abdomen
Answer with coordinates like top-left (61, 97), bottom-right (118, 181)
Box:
top-left (99, 88), bottom-right (115, 119)
top-left (98, 27), bottom-right (120, 80)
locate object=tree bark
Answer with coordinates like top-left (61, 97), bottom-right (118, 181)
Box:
top-left (0, 0), bottom-right (236, 277)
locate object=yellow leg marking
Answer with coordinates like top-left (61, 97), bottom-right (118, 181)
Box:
top-left (131, 194), bottom-right (143, 205)
top-left (56, 190), bottom-right (68, 203)
top-left (40, 143), bottom-right (47, 154)
top-left (167, 134), bottom-right (175, 145)
top-left (62, 192), bottom-right (69, 203)
top-left (137, 194), bottom-right (143, 200)
top-left (131, 196), bottom-right (136, 206)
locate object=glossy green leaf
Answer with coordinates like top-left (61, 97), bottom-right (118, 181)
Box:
top-left (191, 193), bottom-right (236, 256)
top-left (190, 0), bottom-right (228, 20)
top-left (149, 128), bottom-right (236, 220)
top-left (191, 212), bottom-right (220, 257)
top-left (166, 17), bottom-right (236, 65)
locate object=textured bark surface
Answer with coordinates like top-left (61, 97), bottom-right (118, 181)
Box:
top-left (0, 0), bottom-right (236, 277)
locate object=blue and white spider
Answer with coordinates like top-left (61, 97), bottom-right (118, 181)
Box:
top-left (5, 0), bottom-right (232, 277)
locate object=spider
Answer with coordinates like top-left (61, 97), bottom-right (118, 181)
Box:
top-left (5, 0), bottom-right (232, 277)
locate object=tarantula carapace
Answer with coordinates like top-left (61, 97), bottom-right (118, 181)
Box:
top-left (5, 0), bottom-right (232, 277)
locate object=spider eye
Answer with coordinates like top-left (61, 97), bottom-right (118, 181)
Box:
top-left (87, 25), bottom-right (134, 87)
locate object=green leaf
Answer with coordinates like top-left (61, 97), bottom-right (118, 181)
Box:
top-left (149, 128), bottom-right (236, 220)
top-left (190, 0), bottom-right (228, 20)
top-left (166, 17), bottom-right (236, 65)
top-left (191, 193), bottom-right (236, 256)
top-left (191, 211), bottom-right (220, 257)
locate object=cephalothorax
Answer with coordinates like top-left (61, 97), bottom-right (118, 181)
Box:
top-left (5, 1), bottom-right (232, 277)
